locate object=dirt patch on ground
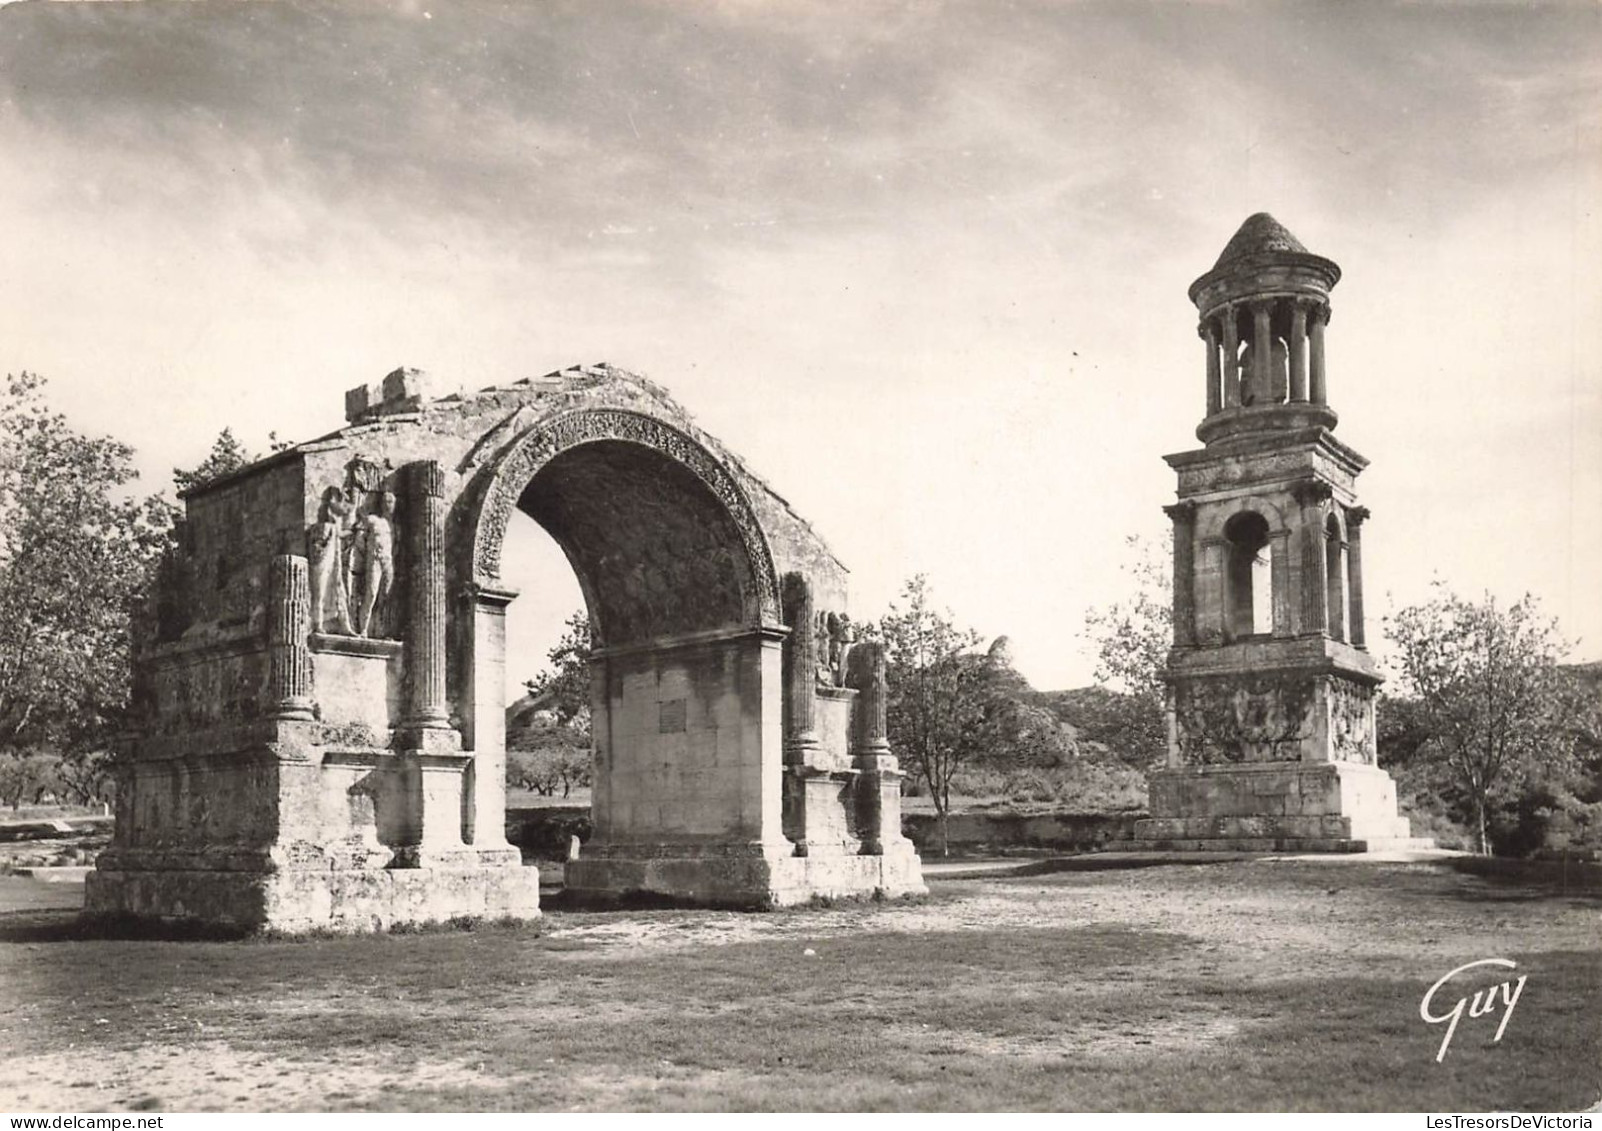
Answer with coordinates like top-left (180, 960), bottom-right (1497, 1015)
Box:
top-left (0, 1042), bottom-right (515, 1112)
top-left (882, 1013), bottom-right (1242, 1061)
top-left (2, 856), bottom-right (1596, 1111)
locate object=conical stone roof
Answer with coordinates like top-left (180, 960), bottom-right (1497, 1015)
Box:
top-left (1213, 212), bottom-right (1308, 268)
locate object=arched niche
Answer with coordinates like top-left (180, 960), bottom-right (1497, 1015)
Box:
top-left (1223, 510), bottom-right (1274, 639)
top-left (1324, 510), bottom-right (1349, 643)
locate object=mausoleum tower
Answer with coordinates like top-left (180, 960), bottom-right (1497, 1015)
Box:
top-left (1127, 213), bottom-right (1427, 852)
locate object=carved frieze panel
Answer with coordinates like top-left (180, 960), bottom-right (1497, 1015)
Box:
top-left (1327, 675), bottom-right (1376, 765)
top-left (1172, 673), bottom-right (1314, 765)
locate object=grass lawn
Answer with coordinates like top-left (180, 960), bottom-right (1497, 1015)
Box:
top-left (0, 857), bottom-right (1596, 1112)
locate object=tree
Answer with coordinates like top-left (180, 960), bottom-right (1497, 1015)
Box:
top-left (171, 427), bottom-right (255, 495)
top-left (0, 374), bottom-right (167, 783)
top-left (171, 427), bottom-right (292, 495)
top-left (1385, 585), bottom-right (1589, 855)
top-left (876, 575), bottom-right (987, 855)
top-left (1080, 532), bottom-right (1172, 770)
top-left (524, 610), bottom-right (592, 732)
top-left (508, 610), bottom-right (594, 798)
top-left (0, 749), bottom-right (57, 809)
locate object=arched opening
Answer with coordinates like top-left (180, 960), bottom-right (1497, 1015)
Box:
top-left (466, 416), bottom-right (782, 876)
top-left (493, 438), bottom-right (759, 834)
top-left (516, 440), bottom-right (755, 648)
top-left (1325, 512), bottom-right (1348, 643)
top-left (1224, 510), bottom-right (1273, 639)
top-left (501, 510), bottom-right (589, 807)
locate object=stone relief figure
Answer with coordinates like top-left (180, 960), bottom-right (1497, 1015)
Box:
top-left (1329, 678), bottom-right (1374, 765)
top-left (307, 486), bottom-right (354, 635)
top-left (814, 611), bottom-right (834, 686)
top-left (349, 490), bottom-right (396, 638)
top-left (810, 611), bottom-right (857, 688)
top-left (833, 617), bottom-right (858, 687)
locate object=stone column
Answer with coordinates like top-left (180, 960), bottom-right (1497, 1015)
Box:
top-left (267, 554), bottom-right (314, 720)
top-left (851, 642), bottom-right (906, 856)
top-left (1221, 306), bottom-right (1240, 408)
top-left (854, 643), bottom-right (892, 758)
top-left (1346, 506), bottom-right (1369, 649)
top-left (781, 573), bottom-right (821, 762)
top-left (1252, 302), bottom-right (1273, 405)
top-left (1202, 322), bottom-right (1222, 416)
top-left (1288, 302), bottom-right (1309, 403)
top-left (1293, 482), bottom-right (1331, 636)
top-left (1164, 502), bottom-right (1197, 647)
top-left (781, 574), bottom-right (827, 851)
top-left (404, 460), bottom-right (450, 731)
top-left (1309, 306), bottom-right (1328, 405)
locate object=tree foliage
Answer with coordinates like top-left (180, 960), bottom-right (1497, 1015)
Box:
top-left (508, 610), bottom-right (594, 798)
top-left (876, 575), bottom-right (987, 853)
top-left (0, 374), bottom-right (167, 774)
top-left (171, 427), bottom-right (256, 495)
top-left (1080, 532), bottom-right (1171, 769)
top-left (524, 610), bottom-right (592, 732)
top-left (170, 427), bottom-right (291, 496)
top-left (1385, 585), bottom-right (1592, 855)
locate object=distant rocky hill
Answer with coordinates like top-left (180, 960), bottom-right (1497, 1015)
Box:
top-left (961, 644), bottom-right (1150, 811)
top-left (1026, 685), bottom-right (1167, 773)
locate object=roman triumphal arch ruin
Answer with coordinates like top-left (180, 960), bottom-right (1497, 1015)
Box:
top-left (87, 364), bottom-right (925, 931)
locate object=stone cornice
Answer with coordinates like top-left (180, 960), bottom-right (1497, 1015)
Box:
top-left (1166, 424), bottom-right (1370, 476)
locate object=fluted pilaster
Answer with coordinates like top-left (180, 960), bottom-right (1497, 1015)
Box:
top-left (1292, 481), bottom-right (1331, 636)
top-left (268, 554), bottom-right (314, 720)
top-left (1346, 506), bottom-right (1369, 649)
top-left (1164, 501), bottom-right (1197, 647)
top-left (782, 572), bottom-right (820, 761)
top-left (853, 641), bottom-right (892, 756)
top-left (405, 460), bottom-right (450, 730)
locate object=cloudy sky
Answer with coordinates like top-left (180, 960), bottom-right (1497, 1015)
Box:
top-left (1, 0), bottom-right (1598, 689)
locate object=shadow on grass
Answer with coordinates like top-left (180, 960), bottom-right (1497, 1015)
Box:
top-left (543, 886), bottom-right (934, 914)
top-left (1022, 855), bottom-right (1244, 876)
top-left (542, 888), bottom-right (745, 913)
top-left (0, 909), bottom-right (543, 944)
top-left (1444, 856), bottom-right (1602, 901)
top-left (0, 909), bottom-right (253, 943)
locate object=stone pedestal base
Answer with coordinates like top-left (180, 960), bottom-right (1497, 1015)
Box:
top-left (565, 840), bottom-right (926, 908)
top-left (1114, 761), bottom-right (1432, 853)
top-left (84, 856), bottom-right (540, 933)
